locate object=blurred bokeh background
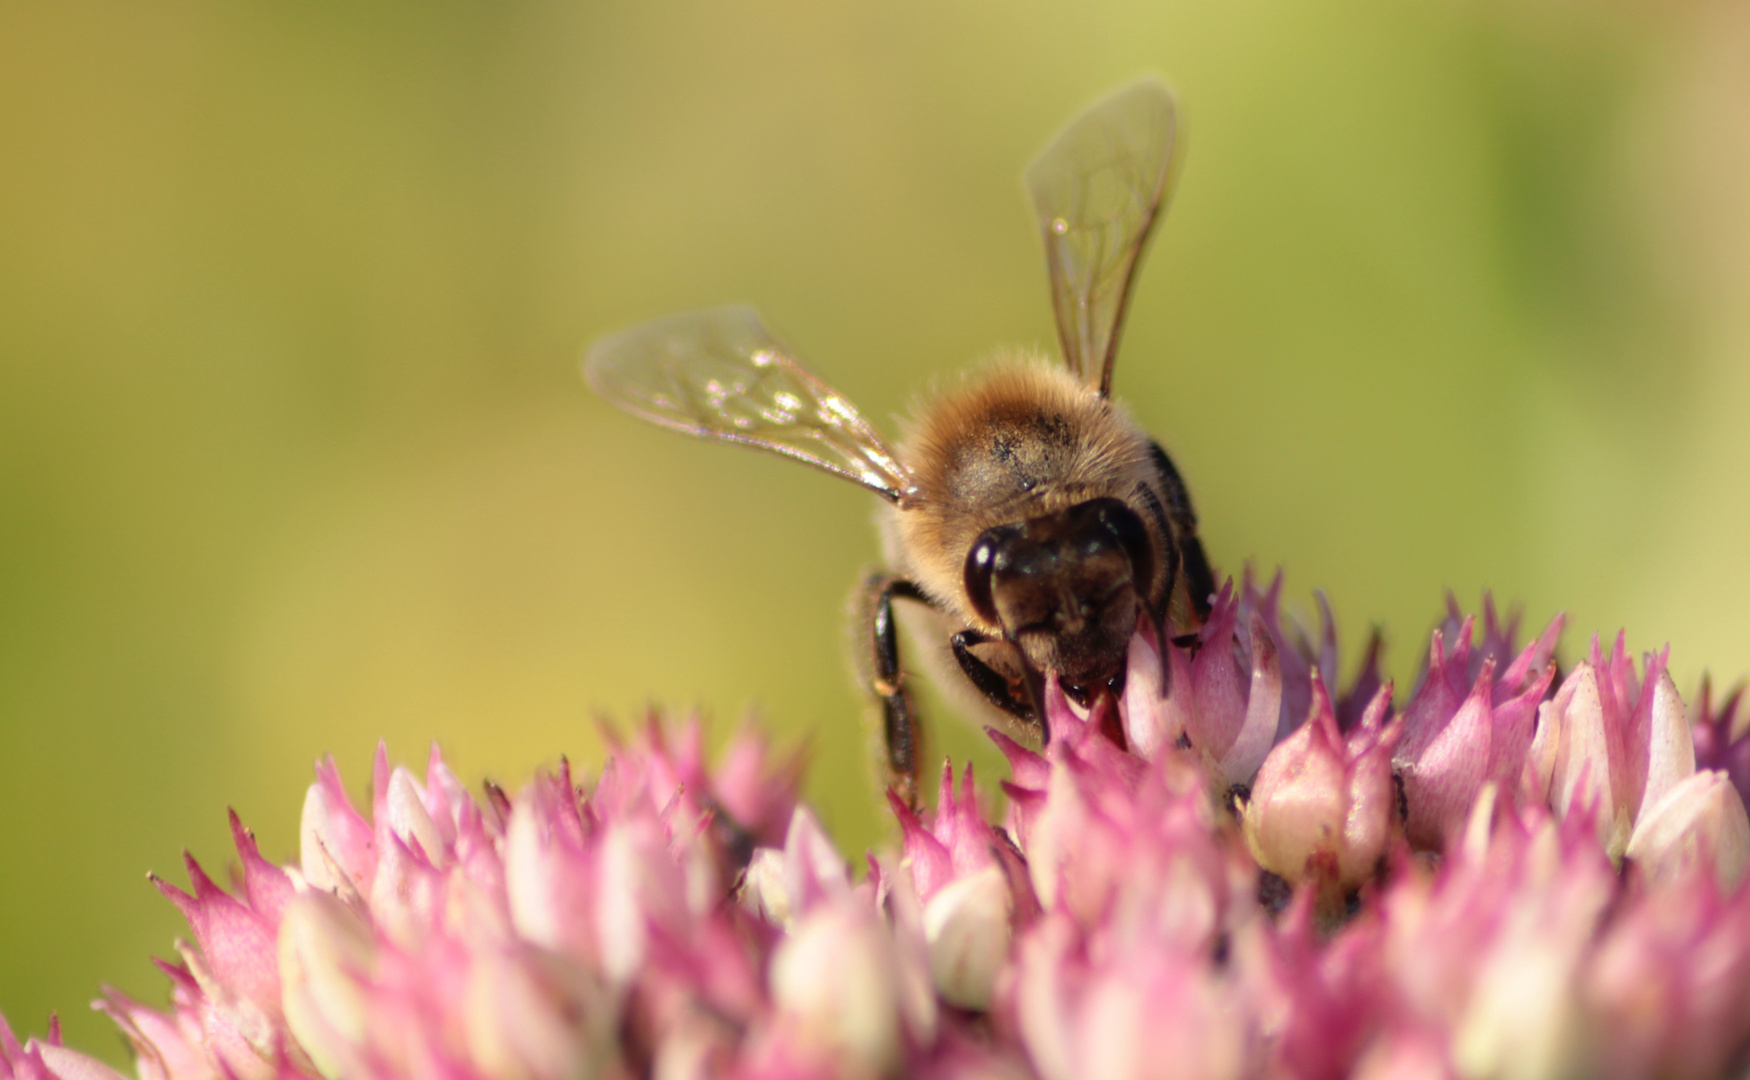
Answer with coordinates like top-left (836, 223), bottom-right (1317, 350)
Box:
top-left (4, 0), bottom-right (1750, 1059)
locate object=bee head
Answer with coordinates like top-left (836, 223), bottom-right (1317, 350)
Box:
top-left (962, 497), bottom-right (1155, 692)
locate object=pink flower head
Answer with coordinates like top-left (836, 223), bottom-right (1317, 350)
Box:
top-left (1524, 633), bottom-right (1697, 856)
top-left (1393, 611), bottom-right (1560, 849)
top-left (17, 574), bottom-right (1750, 1080)
top-left (1243, 670), bottom-right (1401, 893)
top-left (85, 723), bottom-right (821, 1080)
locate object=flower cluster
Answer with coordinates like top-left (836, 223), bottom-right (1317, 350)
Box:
top-left (6, 577), bottom-right (1750, 1079)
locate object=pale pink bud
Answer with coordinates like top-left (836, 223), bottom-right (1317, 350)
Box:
top-left (149, 853), bottom-right (283, 1024)
top-left (1119, 624), bottom-right (1185, 759)
top-left (1395, 632), bottom-right (1554, 849)
top-left (1014, 914), bottom-right (1244, 1080)
top-left (1625, 769), bottom-right (1750, 890)
top-left (1022, 735), bottom-right (1232, 956)
top-left (1242, 676), bottom-right (1347, 884)
top-left (385, 764), bottom-right (450, 870)
top-left (595, 818), bottom-right (671, 984)
top-left (278, 891), bottom-right (375, 1079)
top-left (739, 847), bottom-right (791, 927)
top-left (1535, 660), bottom-right (1620, 844)
top-left (1243, 672), bottom-right (1399, 890)
top-left (504, 777), bottom-right (590, 957)
top-left (463, 946), bottom-right (618, 1080)
top-left (1535, 640), bottom-right (1697, 857)
top-left (299, 754), bottom-right (377, 894)
top-left (891, 761), bottom-right (998, 903)
top-left (1637, 659), bottom-right (1695, 828)
top-left (1174, 581), bottom-right (1282, 789)
top-left (769, 899), bottom-right (903, 1075)
top-left (741, 806), bottom-right (849, 927)
top-left (922, 865), bottom-right (1011, 1010)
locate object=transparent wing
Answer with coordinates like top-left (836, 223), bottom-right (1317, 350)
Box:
top-left (583, 306), bottom-right (918, 504)
top-left (1025, 78), bottom-right (1180, 398)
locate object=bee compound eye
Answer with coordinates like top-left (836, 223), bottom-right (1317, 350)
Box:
top-left (962, 530), bottom-right (1005, 625)
top-left (1093, 499), bottom-right (1155, 596)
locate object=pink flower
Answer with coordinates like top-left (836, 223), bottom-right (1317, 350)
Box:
top-left (1392, 612), bottom-right (1560, 848)
top-left (1524, 633), bottom-right (1706, 857)
top-left (1241, 893), bottom-right (1388, 1080)
top-left (1010, 912), bottom-right (1247, 1080)
top-left (1118, 581), bottom-right (1280, 789)
top-left (1242, 670), bottom-right (1400, 894)
top-left (739, 804), bottom-right (852, 929)
top-left (1624, 769), bottom-right (1750, 889)
top-left (887, 764), bottom-right (1022, 1010)
top-left (1002, 686), bottom-right (1244, 954)
top-left (1240, 570), bottom-right (1339, 743)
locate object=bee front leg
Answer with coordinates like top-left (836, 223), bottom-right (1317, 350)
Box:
top-left (859, 573), bottom-right (931, 809)
top-left (949, 630), bottom-right (1041, 730)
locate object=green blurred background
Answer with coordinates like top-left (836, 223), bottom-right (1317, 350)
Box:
top-left (4, 0), bottom-right (1749, 1059)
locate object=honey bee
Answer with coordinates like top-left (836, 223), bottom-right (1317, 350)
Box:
top-left (585, 79), bottom-right (1214, 805)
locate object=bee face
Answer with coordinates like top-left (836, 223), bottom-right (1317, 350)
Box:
top-left (967, 497), bottom-right (1155, 692)
top-left (584, 78), bottom-right (1215, 798)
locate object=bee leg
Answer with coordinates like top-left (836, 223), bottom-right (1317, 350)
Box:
top-left (861, 573), bottom-right (932, 809)
top-left (1149, 440), bottom-right (1216, 622)
top-left (1019, 659), bottom-right (1051, 745)
top-left (949, 630), bottom-right (1040, 728)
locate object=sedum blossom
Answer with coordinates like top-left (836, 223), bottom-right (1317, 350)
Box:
top-left (10, 581), bottom-right (1750, 1079)
top-left (1241, 670), bottom-right (1400, 897)
top-left (1391, 608), bottom-right (1561, 849)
